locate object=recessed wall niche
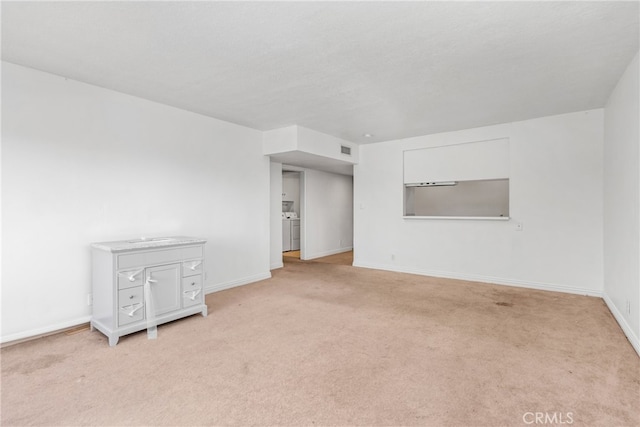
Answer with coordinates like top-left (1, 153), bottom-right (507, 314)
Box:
top-left (403, 138), bottom-right (510, 219)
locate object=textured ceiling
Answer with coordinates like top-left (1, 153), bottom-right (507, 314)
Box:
top-left (2, 1), bottom-right (638, 144)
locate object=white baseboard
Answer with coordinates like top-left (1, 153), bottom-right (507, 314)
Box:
top-left (1, 315), bottom-right (92, 345)
top-left (352, 261), bottom-right (603, 297)
top-left (205, 271), bottom-right (272, 294)
top-left (2, 271), bottom-right (273, 345)
top-left (603, 293), bottom-right (640, 357)
top-left (304, 246), bottom-right (353, 261)
top-left (270, 261), bottom-right (284, 270)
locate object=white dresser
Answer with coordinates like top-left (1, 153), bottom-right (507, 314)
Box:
top-left (91, 236), bottom-right (207, 346)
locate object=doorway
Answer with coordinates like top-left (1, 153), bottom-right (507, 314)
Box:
top-left (282, 170), bottom-right (302, 260)
top-left (269, 162), bottom-right (354, 269)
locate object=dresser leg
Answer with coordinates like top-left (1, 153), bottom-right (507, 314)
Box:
top-left (108, 335), bottom-right (119, 347)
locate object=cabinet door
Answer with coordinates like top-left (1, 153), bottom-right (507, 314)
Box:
top-left (291, 222), bottom-right (300, 239)
top-left (290, 221), bottom-right (300, 250)
top-left (282, 220), bottom-right (291, 251)
top-left (145, 264), bottom-right (181, 316)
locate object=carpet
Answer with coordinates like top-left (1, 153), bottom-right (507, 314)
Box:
top-left (1, 259), bottom-right (638, 426)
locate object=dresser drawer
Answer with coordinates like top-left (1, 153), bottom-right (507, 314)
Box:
top-left (117, 268), bottom-right (145, 290)
top-left (182, 275), bottom-right (203, 308)
top-left (182, 259), bottom-right (203, 277)
top-left (117, 246), bottom-right (203, 269)
top-left (118, 287), bottom-right (144, 326)
top-left (118, 248), bottom-right (181, 269)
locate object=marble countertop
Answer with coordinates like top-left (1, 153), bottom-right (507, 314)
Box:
top-left (91, 236), bottom-right (206, 253)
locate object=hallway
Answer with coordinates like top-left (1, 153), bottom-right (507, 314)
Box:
top-left (283, 250), bottom-right (353, 266)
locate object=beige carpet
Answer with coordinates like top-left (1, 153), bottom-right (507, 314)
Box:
top-left (1, 257), bottom-right (638, 426)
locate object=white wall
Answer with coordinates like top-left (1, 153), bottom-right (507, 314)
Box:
top-left (1, 62), bottom-right (272, 342)
top-left (264, 125), bottom-right (358, 164)
top-left (270, 161), bottom-right (283, 269)
top-left (296, 126), bottom-right (359, 164)
top-left (303, 169), bottom-right (353, 260)
top-left (603, 52), bottom-right (639, 354)
top-left (263, 126), bottom-right (297, 154)
top-left (263, 125), bottom-right (357, 176)
top-left (354, 110), bottom-right (604, 295)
